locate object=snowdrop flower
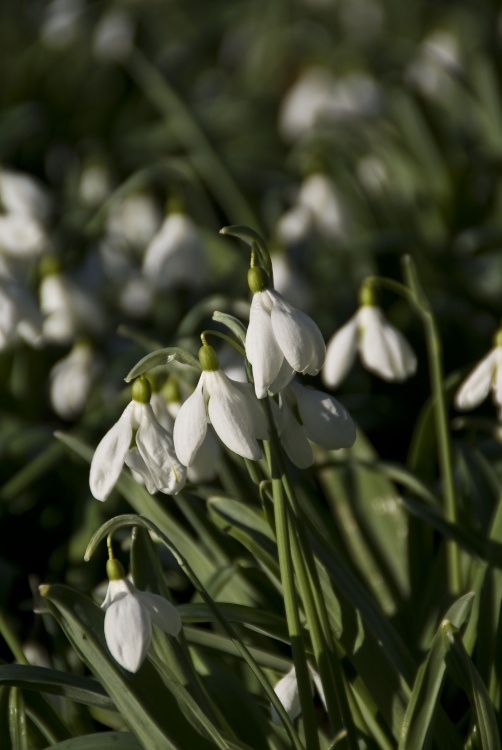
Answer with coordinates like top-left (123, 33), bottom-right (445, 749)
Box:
top-left (271, 665), bottom-right (327, 724)
top-left (92, 9), bottom-right (134, 62)
top-left (0, 277), bottom-right (43, 350)
top-left (106, 192), bottom-right (162, 251)
top-left (173, 343), bottom-right (267, 466)
top-left (246, 265), bottom-right (325, 398)
top-left (455, 329), bottom-right (502, 418)
top-left (39, 259), bottom-right (104, 344)
top-left (0, 168), bottom-right (51, 221)
top-left (0, 214), bottom-right (47, 258)
top-left (143, 212), bottom-right (207, 291)
top-left (277, 174), bottom-right (347, 246)
top-left (277, 381), bottom-right (356, 468)
top-left (49, 339), bottom-right (101, 419)
top-left (90, 376), bottom-right (186, 501)
top-left (279, 68), bottom-right (336, 142)
top-left (323, 286), bottom-right (417, 388)
top-left (102, 559), bottom-right (181, 673)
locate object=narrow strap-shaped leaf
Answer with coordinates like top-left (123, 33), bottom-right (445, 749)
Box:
top-left (8, 687), bottom-right (28, 750)
top-left (399, 593), bottom-right (475, 749)
top-left (125, 346), bottom-right (200, 382)
top-left (0, 664), bottom-right (112, 708)
top-left (46, 732), bottom-right (142, 749)
top-left (442, 622), bottom-right (501, 750)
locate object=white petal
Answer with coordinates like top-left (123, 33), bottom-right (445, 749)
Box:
top-left (310, 668), bottom-right (328, 713)
top-left (124, 447), bottom-right (158, 494)
top-left (269, 357), bottom-right (295, 394)
top-left (292, 381), bottom-right (356, 450)
top-left (150, 392), bottom-right (174, 432)
top-left (173, 380), bottom-right (207, 466)
top-left (322, 315), bottom-right (359, 388)
top-left (246, 293), bottom-right (284, 398)
top-left (455, 348), bottom-right (498, 411)
top-left (493, 348), bottom-right (502, 413)
top-left (271, 667), bottom-right (301, 724)
top-left (205, 371), bottom-right (262, 460)
top-left (136, 591), bottom-right (182, 636)
top-left (136, 404), bottom-right (186, 494)
top-left (359, 307), bottom-right (416, 381)
top-left (279, 397), bottom-right (313, 469)
top-left (89, 402), bottom-right (134, 501)
top-left (268, 289), bottom-right (325, 374)
top-left (231, 379), bottom-right (268, 439)
top-left (187, 427), bottom-right (220, 483)
top-left (104, 589), bottom-right (151, 672)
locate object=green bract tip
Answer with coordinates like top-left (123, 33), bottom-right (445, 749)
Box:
top-left (132, 375), bottom-right (152, 404)
top-left (494, 327), bottom-right (502, 348)
top-left (106, 558), bottom-right (125, 581)
top-left (248, 266), bottom-right (268, 294)
top-left (199, 344), bottom-right (219, 371)
top-left (359, 282), bottom-right (377, 307)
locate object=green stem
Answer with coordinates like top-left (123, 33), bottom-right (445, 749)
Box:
top-left (401, 256), bottom-right (461, 595)
top-left (126, 49), bottom-right (259, 229)
top-left (0, 609), bottom-right (28, 664)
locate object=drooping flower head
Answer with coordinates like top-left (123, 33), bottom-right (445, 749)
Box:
top-left (246, 263), bottom-right (325, 399)
top-left (173, 342), bottom-right (267, 467)
top-left (455, 327), bottom-right (502, 419)
top-left (276, 380), bottom-right (356, 468)
top-left (89, 375), bottom-right (186, 501)
top-left (323, 283), bottom-right (417, 388)
top-left (102, 557), bottom-right (181, 673)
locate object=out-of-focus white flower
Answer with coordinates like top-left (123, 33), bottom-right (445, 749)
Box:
top-left (246, 266), bottom-right (325, 398)
top-left (78, 163), bottom-right (112, 208)
top-left (455, 331), bottom-right (502, 418)
top-left (143, 213), bottom-right (207, 291)
top-left (173, 344), bottom-right (267, 466)
top-left (0, 169), bottom-right (51, 221)
top-left (40, 264), bottom-right (104, 345)
top-left (92, 9), bottom-right (134, 62)
top-left (276, 174), bottom-right (347, 246)
top-left (41, 0), bottom-right (85, 50)
top-left (90, 377), bottom-right (186, 501)
top-left (102, 565), bottom-right (181, 673)
top-left (270, 252), bottom-right (313, 312)
top-left (323, 302), bottom-right (417, 388)
top-left (106, 193), bottom-right (162, 251)
top-left (0, 214), bottom-right (47, 258)
top-left (49, 340), bottom-right (101, 419)
top-left (118, 276), bottom-right (154, 319)
top-left (406, 30), bottom-right (462, 102)
top-left (277, 381), bottom-right (356, 468)
top-left (271, 665), bottom-right (327, 724)
top-left (279, 68), bottom-right (336, 142)
top-left (279, 68), bottom-right (382, 142)
top-left (0, 277), bottom-right (43, 350)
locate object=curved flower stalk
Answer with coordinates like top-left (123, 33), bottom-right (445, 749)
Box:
top-left (246, 265), bottom-right (325, 398)
top-left (276, 380), bottom-right (356, 468)
top-left (143, 211), bottom-right (207, 291)
top-left (49, 339), bottom-right (102, 420)
top-left (323, 288), bottom-right (416, 388)
top-left (173, 343), bottom-right (267, 466)
top-left (90, 376), bottom-right (186, 501)
top-left (271, 665), bottom-right (327, 724)
top-left (455, 329), bottom-right (502, 418)
top-left (102, 559), bottom-right (181, 673)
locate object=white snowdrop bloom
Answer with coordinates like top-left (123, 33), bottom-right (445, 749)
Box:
top-left (0, 169), bottom-right (51, 221)
top-left (323, 303), bottom-right (417, 388)
top-left (246, 266), bottom-right (325, 399)
top-left (102, 563), bottom-right (181, 673)
top-left (173, 344), bottom-right (267, 466)
top-left (0, 214), bottom-right (47, 258)
top-left (90, 377), bottom-right (186, 501)
top-left (106, 193), bottom-right (162, 251)
top-left (41, 0), bottom-right (85, 50)
top-left (279, 68), bottom-right (336, 142)
top-left (406, 30), bottom-right (462, 102)
top-left (297, 174), bottom-right (347, 241)
top-left (40, 267), bottom-right (104, 345)
top-left (0, 278), bottom-right (43, 350)
top-left (118, 276), bottom-right (154, 319)
top-left (277, 381), bottom-right (356, 468)
top-left (328, 72), bottom-right (383, 121)
top-left (187, 427), bottom-right (221, 483)
top-left (455, 332), bottom-right (502, 418)
top-left (92, 9), bottom-right (134, 62)
top-left (271, 665), bottom-right (327, 724)
top-left (49, 340), bottom-right (101, 420)
top-left (78, 163), bottom-right (112, 208)
top-left (276, 204), bottom-right (311, 245)
top-left (143, 213), bottom-right (207, 291)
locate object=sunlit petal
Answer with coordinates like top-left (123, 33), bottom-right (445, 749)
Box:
top-left (455, 348), bottom-right (498, 411)
top-left (322, 315), bottom-right (358, 388)
top-left (90, 402), bottom-right (134, 501)
top-left (292, 381), bottom-right (356, 450)
top-left (173, 380), bottom-right (207, 466)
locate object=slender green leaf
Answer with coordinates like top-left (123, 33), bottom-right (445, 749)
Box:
top-left (0, 664), bottom-right (112, 708)
top-left (8, 688), bottom-right (27, 750)
top-left (125, 347), bottom-right (200, 382)
top-left (48, 732), bottom-right (142, 749)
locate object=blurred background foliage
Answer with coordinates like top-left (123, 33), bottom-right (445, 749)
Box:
top-left (1, 0), bottom-right (502, 726)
